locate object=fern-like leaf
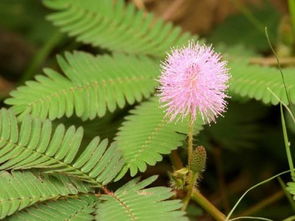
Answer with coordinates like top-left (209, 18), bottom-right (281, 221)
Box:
top-left (0, 109), bottom-right (124, 185)
top-left (0, 171), bottom-right (92, 219)
top-left (116, 97), bottom-right (203, 177)
top-left (230, 60), bottom-right (295, 105)
top-left (5, 51), bottom-right (159, 120)
top-left (7, 195), bottom-right (96, 221)
top-left (96, 176), bottom-right (188, 221)
top-left (43, 0), bottom-right (195, 57)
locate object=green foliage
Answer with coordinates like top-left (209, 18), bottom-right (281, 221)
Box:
top-left (116, 97), bottom-right (203, 177)
top-left (0, 171), bottom-right (92, 219)
top-left (96, 176), bottom-right (188, 221)
top-left (0, 109), bottom-right (123, 185)
top-left (229, 60), bottom-right (295, 105)
top-left (6, 51), bottom-right (159, 120)
top-left (3, 0), bottom-right (295, 219)
top-left (6, 176), bottom-right (188, 221)
top-left (43, 0), bottom-right (195, 57)
top-left (7, 195), bottom-right (96, 221)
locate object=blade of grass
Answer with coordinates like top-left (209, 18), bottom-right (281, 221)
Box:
top-left (225, 170), bottom-right (292, 221)
top-left (267, 88), bottom-right (295, 125)
top-left (265, 27), bottom-right (293, 109)
top-left (280, 103), bottom-right (295, 181)
top-left (265, 27), bottom-right (295, 180)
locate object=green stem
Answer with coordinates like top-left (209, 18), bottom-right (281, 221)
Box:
top-left (181, 114), bottom-right (195, 210)
top-left (191, 188), bottom-right (226, 221)
top-left (278, 177), bottom-right (295, 212)
top-left (187, 114), bottom-right (194, 170)
top-left (182, 172), bottom-right (198, 210)
top-left (280, 104), bottom-right (295, 181)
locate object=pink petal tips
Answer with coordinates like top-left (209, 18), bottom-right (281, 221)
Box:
top-left (158, 42), bottom-right (230, 123)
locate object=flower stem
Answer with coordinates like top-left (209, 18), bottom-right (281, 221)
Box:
top-left (181, 115), bottom-right (195, 210)
top-left (187, 114), bottom-right (194, 170)
top-left (191, 188), bottom-right (226, 221)
top-left (182, 172), bottom-right (198, 210)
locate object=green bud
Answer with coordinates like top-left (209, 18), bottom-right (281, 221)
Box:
top-left (169, 168), bottom-right (189, 190)
top-left (173, 168), bottom-right (189, 178)
top-left (191, 146), bottom-right (207, 174)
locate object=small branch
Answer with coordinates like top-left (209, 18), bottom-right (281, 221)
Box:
top-left (237, 190), bottom-right (284, 216)
top-left (170, 150), bottom-right (184, 170)
top-left (249, 57), bottom-right (295, 67)
top-left (101, 186), bottom-right (113, 195)
top-left (191, 188), bottom-right (226, 221)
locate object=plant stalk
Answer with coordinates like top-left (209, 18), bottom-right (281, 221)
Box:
top-left (191, 188), bottom-right (226, 221)
top-left (187, 114), bottom-right (194, 170)
top-left (181, 114), bottom-right (195, 210)
top-left (280, 104), bottom-right (295, 181)
top-left (182, 172), bottom-right (198, 210)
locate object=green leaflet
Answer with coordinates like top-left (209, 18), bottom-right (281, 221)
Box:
top-left (5, 51), bottom-right (159, 120)
top-left (6, 176), bottom-right (188, 221)
top-left (7, 195), bottom-right (96, 221)
top-left (0, 171), bottom-right (92, 220)
top-left (229, 60), bottom-right (295, 105)
top-left (43, 0), bottom-right (195, 57)
top-left (0, 109), bottom-right (124, 185)
top-left (116, 97), bottom-right (203, 177)
top-left (96, 176), bottom-right (188, 221)
top-left (6, 52), bottom-right (295, 122)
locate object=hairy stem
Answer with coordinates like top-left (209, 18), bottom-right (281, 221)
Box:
top-left (181, 115), bottom-right (195, 210)
top-left (187, 114), bottom-right (194, 170)
top-left (170, 150), bottom-right (225, 219)
top-left (182, 172), bottom-right (198, 210)
top-left (191, 188), bottom-right (226, 221)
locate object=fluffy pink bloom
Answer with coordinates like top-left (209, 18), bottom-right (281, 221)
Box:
top-left (158, 42), bottom-right (230, 123)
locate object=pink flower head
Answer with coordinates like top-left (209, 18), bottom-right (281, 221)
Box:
top-left (158, 42), bottom-right (230, 123)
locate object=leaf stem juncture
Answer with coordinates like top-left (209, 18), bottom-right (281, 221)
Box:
top-left (170, 145), bottom-right (225, 219)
